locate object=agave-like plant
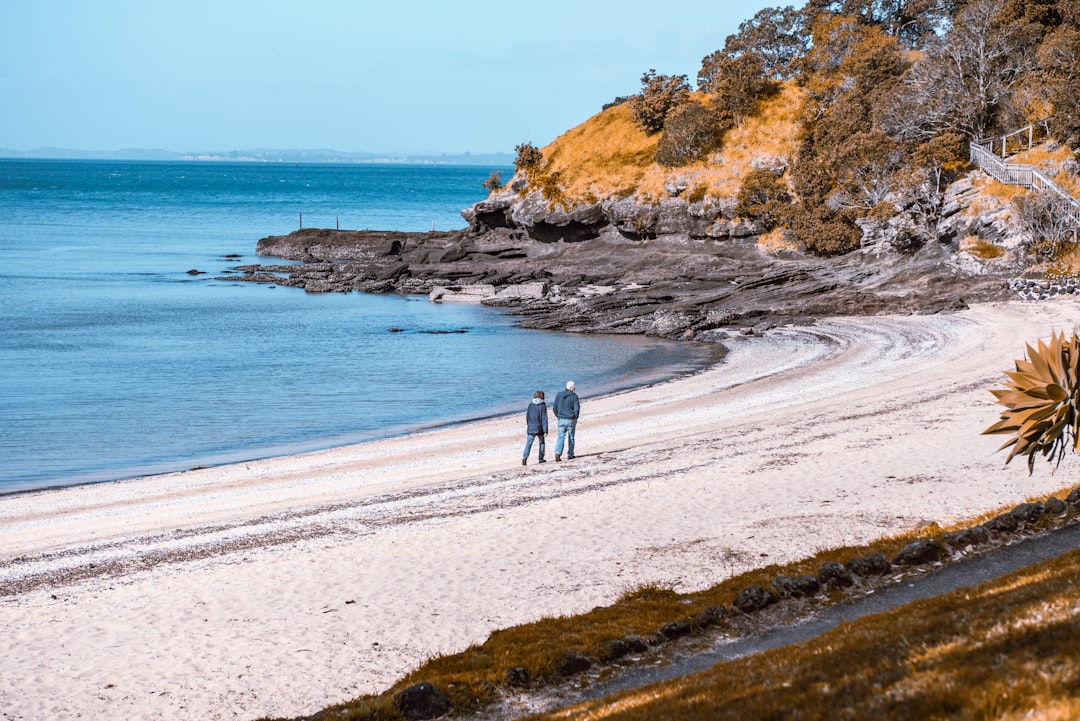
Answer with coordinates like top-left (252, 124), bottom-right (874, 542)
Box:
top-left (984, 329), bottom-right (1080, 472)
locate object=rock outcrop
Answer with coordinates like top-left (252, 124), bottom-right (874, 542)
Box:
top-left (217, 175), bottom-right (1036, 341)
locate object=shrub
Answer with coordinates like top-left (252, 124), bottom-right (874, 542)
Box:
top-left (481, 171), bottom-right (503, 192)
top-left (628, 69), bottom-right (691, 135)
top-left (984, 330), bottom-right (1080, 472)
top-left (784, 201), bottom-right (861, 255)
top-left (654, 102), bottom-right (725, 167)
top-left (514, 142), bottom-right (543, 173)
top-left (735, 168), bottom-right (791, 229)
top-left (1012, 190), bottom-right (1079, 259)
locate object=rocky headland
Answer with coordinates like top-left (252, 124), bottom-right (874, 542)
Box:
top-left (216, 171), bottom-right (1036, 342)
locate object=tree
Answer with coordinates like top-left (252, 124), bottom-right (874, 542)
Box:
top-left (1039, 26), bottom-right (1080, 147)
top-left (699, 53), bottom-right (776, 127)
top-left (884, 0), bottom-right (1042, 142)
top-left (704, 5), bottom-right (809, 83)
top-left (654, 101), bottom-right (725, 167)
top-left (628, 70), bottom-right (691, 134)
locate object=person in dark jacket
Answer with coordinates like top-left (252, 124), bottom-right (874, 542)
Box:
top-left (553, 380), bottom-right (580, 461)
top-left (522, 390), bottom-right (549, 465)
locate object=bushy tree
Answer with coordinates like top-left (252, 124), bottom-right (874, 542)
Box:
top-left (628, 69), bottom-right (691, 134)
top-left (705, 5), bottom-right (809, 83)
top-left (785, 201), bottom-right (863, 254)
top-left (884, 0), bottom-right (1042, 142)
top-left (735, 169), bottom-right (792, 229)
top-left (514, 142), bottom-right (543, 173)
top-left (654, 102), bottom-right (725, 167)
top-left (699, 53), bottom-right (776, 128)
top-left (1039, 26), bottom-right (1080, 147)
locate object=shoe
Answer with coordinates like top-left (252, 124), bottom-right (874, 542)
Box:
top-left (539, 458), bottom-right (546, 463)
top-left (567, 455), bottom-right (575, 460)
top-left (555, 455), bottom-right (561, 462)
top-left (522, 459), bottom-right (527, 466)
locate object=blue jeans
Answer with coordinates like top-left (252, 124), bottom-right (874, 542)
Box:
top-left (523, 433), bottom-right (546, 461)
top-left (555, 418), bottom-right (576, 458)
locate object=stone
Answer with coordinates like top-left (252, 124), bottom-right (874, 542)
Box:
top-left (1009, 501), bottom-right (1045, 525)
top-left (506, 666), bottom-right (530, 688)
top-left (659, 620), bottom-right (693, 640)
top-left (847, 553), bottom-right (892, 577)
top-left (893, 539), bottom-right (943, 566)
top-left (392, 682), bottom-right (451, 721)
top-left (1067, 488), bottom-right (1080, 508)
top-left (604, 635), bottom-right (649, 660)
top-left (985, 512), bottom-right (1020, 533)
top-left (559, 651), bottom-right (593, 677)
top-left (1044, 497), bottom-right (1066, 515)
top-left (733, 584), bottom-right (778, 613)
top-left (692, 605), bottom-right (732, 629)
top-left (817, 560), bottom-right (855, 588)
top-left (946, 526), bottom-right (990, 550)
top-left (771, 574), bottom-right (821, 598)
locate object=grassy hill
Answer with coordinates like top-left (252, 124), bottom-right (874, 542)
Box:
top-left (533, 83), bottom-right (804, 208)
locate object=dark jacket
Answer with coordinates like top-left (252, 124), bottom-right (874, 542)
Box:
top-left (526, 399), bottom-right (549, 435)
top-left (553, 389), bottom-right (580, 420)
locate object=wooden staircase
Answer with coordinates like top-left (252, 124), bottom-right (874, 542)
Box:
top-left (969, 120), bottom-right (1080, 222)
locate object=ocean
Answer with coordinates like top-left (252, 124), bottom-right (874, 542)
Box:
top-left (0, 159), bottom-right (720, 495)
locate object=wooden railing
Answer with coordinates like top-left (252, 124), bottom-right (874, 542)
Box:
top-left (969, 121), bottom-right (1080, 220)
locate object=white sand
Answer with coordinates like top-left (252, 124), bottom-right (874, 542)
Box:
top-left (3, 299), bottom-right (1080, 720)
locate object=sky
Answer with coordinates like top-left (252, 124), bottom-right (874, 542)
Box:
top-left (0, 1), bottom-right (779, 155)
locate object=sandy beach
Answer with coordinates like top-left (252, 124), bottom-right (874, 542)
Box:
top-left (3, 298), bottom-right (1080, 721)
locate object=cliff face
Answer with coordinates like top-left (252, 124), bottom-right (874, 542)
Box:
top-left (227, 170), bottom-right (1021, 342)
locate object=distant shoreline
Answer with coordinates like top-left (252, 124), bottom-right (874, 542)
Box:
top-left (0, 150), bottom-right (515, 165)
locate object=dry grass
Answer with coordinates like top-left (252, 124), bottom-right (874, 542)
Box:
top-left (531, 546), bottom-right (1080, 721)
top-left (960, 235), bottom-right (1006, 260)
top-left (538, 83), bottom-right (804, 208)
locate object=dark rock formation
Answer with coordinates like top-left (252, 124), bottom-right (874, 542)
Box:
top-left (771, 574), bottom-right (822, 598)
top-left (659, 620), bottom-right (693, 640)
top-left (946, 526), bottom-right (990, 550)
top-left (506, 666), bottom-right (530, 688)
top-left (847, 553), bottom-right (891, 577)
top-left (733, 584), bottom-right (779, 613)
top-left (218, 177), bottom-right (1018, 341)
top-left (817, 560), bottom-right (855, 588)
top-left (392, 682), bottom-right (451, 721)
top-left (559, 651), bottom-right (594, 677)
top-left (893, 539), bottom-right (944, 567)
top-left (604, 635), bottom-right (650, 661)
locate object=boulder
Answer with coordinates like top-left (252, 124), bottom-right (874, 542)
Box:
top-left (893, 539), bottom-right (943, 567)
top-left (817, 560), bottom-right (855, 588)
top-left (392, 682), bottom-right (451, 721)
top-left (733, 584), bottom-right (778, 613)
top-left (771, 574), bottom-right (822, 598)
top-left (847, 553), bottom-right (891, 577)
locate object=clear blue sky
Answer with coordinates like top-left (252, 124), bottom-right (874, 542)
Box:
top-left (1, 1), bottom-right (777, 155)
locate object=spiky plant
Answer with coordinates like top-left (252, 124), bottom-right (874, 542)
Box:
top-left (984, 330), bottom-right (1080, 472)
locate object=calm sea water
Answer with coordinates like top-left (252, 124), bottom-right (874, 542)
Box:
top-left (0, 159), bottom-right (720, 495)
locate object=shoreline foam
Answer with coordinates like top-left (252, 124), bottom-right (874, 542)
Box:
top-left (3, 299), bottom-right (1080, 720)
